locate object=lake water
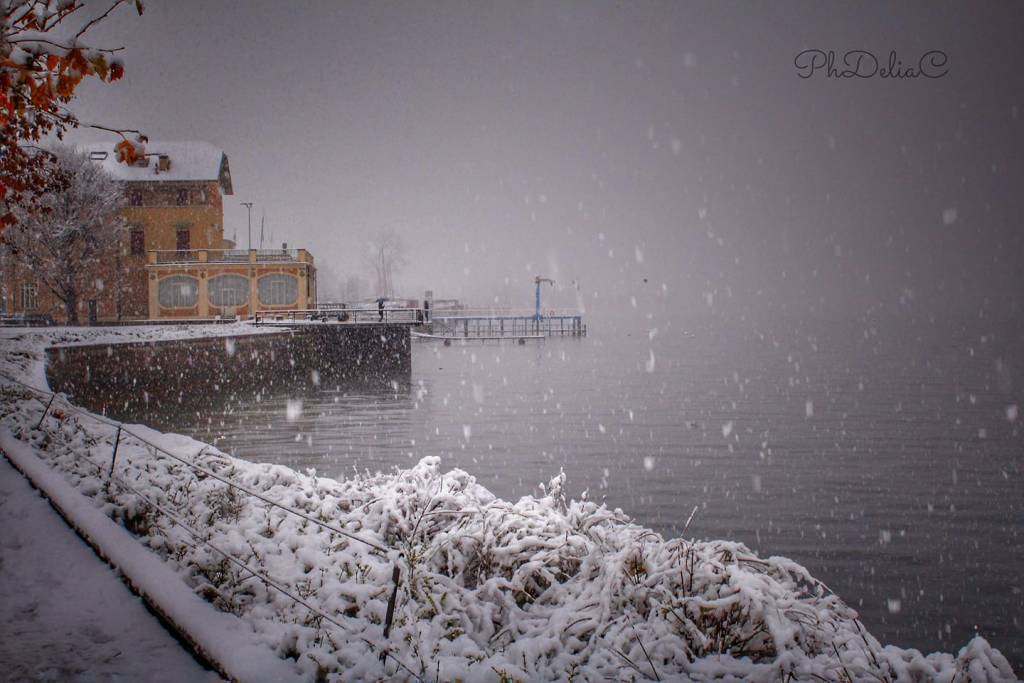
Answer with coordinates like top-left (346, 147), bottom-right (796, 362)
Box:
top-left (131, 315), bottom-right (1023, 667)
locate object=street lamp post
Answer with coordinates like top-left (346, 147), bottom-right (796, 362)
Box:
top-left (240, 202), bottom-right (253, 250)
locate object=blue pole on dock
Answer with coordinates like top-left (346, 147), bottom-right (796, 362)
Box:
top-left (534, 276), bottom-right (554, 323)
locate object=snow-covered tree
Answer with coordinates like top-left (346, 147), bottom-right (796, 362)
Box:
top-left (1, 0), bottom-right (145, 231)
top-left (5, 145), bottom-right (125, 323)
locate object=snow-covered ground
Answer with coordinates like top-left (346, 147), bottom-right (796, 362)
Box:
top-left (0, 453), bottom-right (220, 682)
top-left (0, 325), bottom-right (1018, 681)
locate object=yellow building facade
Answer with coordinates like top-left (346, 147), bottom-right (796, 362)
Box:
top-left (145, 248), bottom-right (316, 319)
top-left (80, 141), bottom-right (316, 322)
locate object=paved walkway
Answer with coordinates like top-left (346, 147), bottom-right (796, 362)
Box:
top-left (0, 455), bottom-right (221, 682)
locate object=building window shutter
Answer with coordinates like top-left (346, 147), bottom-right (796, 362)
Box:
top-left (176, 228), bottom-right (190, 251)
top-left (130, 227), bottom-right (145, 255)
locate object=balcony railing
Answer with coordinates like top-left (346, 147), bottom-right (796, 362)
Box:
top-left (148, 248), bottom-right (311, 265)
top-left (254, 249), bottom-right (301, 262)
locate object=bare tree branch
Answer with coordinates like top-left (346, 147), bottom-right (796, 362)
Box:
top-left (5, 145), bottom-right (125, 323)
top-left (75, 0), bottom-right (131, 40)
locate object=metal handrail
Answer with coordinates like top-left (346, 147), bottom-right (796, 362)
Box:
top-left (254, 248), bottom-right (299, 261)
top-left (1, 373), bottom-right (406, 657)
top-left (150, 249), bottom-right (309, 265)
top-left (252, 307), bottom-right (583, 326)
top-left (152, 250), bottom-right (200, 263)
top-left (49, 437), bottom-right (363, 638)
top-left (430, 308), bottom-right (583, 318)
top-left (5, 376), bottom-right (389, 553)
top-left (254, 307), bottom-right (427, 325)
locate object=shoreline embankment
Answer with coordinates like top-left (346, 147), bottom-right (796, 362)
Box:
top-left (46, 324), bottom-right (411, 418)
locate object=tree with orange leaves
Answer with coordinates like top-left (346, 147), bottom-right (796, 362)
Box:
top-left (1, 0), bottom-right (144, 232)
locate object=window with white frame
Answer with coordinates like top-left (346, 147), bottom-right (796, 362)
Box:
top-left (157, 276), bottom-right (198, 308)
top-left (258, 274), bottom-right (298, 306)
top-left (21, 283), bottom-right (37, 310)
top-left (208, 274), bottom-right (249, 307)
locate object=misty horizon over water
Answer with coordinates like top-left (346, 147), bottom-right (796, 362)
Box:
top-left (64, 1), bottom-right (1023, 320)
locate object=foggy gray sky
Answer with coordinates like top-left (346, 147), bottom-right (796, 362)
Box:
top-left (66, 1), bottom-right (1024, 324)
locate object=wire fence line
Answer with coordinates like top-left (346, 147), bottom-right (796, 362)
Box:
top-left (1, 374), bottom-right (406, 663)
top-left (5, 376), bottom-right (389, 553)
top-left (39, 425), bottom-right (363, 639)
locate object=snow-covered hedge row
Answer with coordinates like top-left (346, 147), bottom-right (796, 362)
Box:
top-left (0, 381), bottom-right (1017, 682)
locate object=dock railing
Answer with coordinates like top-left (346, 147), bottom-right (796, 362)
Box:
top-left (429, 308), bottom-right (587, 337)
top-left (251, 306), bottom-right (587, 336)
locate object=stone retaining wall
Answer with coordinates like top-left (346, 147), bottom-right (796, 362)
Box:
top-left (46, 325), bottom-right (411, 420)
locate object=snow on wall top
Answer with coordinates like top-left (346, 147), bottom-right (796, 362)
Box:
top-left (78, 141), bottom-right (233, 194)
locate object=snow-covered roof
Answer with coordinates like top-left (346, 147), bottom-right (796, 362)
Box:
top-left (78, 141), bottom-right (233, 194)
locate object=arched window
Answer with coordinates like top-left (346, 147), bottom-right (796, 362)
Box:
top-left (258, 274), bottom-right (298, 306)
top-left (208, 274), bottom-right (249, 307)
top-left (158, 276), bottom-right (198, 308)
